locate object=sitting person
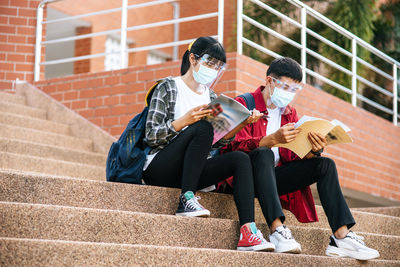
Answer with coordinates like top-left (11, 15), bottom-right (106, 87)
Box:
top-left (143, 36), bottom-right (276, 251)
top-left (220, 57), bottom-right (380, 260)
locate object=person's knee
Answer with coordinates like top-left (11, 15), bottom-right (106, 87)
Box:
top-left (318, 157), bottom-right (337, 177)
top-left (230, 151), bottom-right (251, 167)
top-left (250, 147), bottom-right (275, 164)
top-left (192, 120), bottom-right (213, 135)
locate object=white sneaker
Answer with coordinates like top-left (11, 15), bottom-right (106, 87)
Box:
top-left (325, 231), bottom-right (380, 260)
top-left (269, 225), bottom-right (301, 253)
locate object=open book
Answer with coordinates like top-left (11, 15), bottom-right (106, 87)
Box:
top-left (273, 115), bottom-right (353, 158)
top-left (205, 94), bottom-right (251, 144)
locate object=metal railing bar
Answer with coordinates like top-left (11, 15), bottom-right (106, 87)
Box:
top-left (356, 57), bottom-right (393, 81)
top-left (287, 0), bottom-right (400, 67)
top-left (305, 68), bottom-right (352, 94)
top-left (126, 12), bottom-right (218, 32)
top-left (40, 51), bottom-right (113, 65)
top-left (126, 36), bottom-right (217, 53)
top-left (243, 15), bottom-right (302, 49)
top-left (356, 94), bottom-right (393, 114)
top-left (356, 75), bottom-right (393, 97)
top-left (248, 0), bottom-right (302, 29)
top-left (126, 0), bottom-right (175, 10)
top-left (306, 28), bottom-right (352, 58)
top-left (42, 29), bottom-right (121, 45)
top-left (306, 48), bottom-right (352, 76)
top-left (242, 37), bottom-right (282, 59)
top-left (44, 7), bottom-right (122, 24)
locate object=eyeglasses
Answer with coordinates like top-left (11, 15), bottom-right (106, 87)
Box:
top-left (270, 76), bottom-right (303, 93)
top-left (194, 54), bottom-right (226, 71)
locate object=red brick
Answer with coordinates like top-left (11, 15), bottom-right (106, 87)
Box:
top-left (110, 126), bottom-right (125, 136)
top-left (29, 0), bottom-right (40, 8)
top-left (121, 94), bottom-right (136, 104)
top-left (18, 8), bottom-right (36, 17)
top-left (16, 26), bottom-right (35, 35)
top-left (111, 105), bottom-right (128, 115)
top-left (7, 35), bottom-right (25, 43)
top-left (64, 91), bottom-right (78, 101)
top-left (15, 63), bottom-right (32, 72)
top-left (79, 89), bottom-right (95, 99)
top-left (72, 80), bottom-right (88, 90)
top-left (16, 44), bottom-right (33, 53)
top-left (9, 17), bottom-right (27, 25)
top-left (27, 17), bottom-right (36, 26)
top-left (89, 118), bottom-right (102, 127)
top-left (95, 107), bottom-right (111, 117)
top-left (105, 76), bottom-right (120, 85)
top-left (88, 98), bottom-right (103, 108)
top-left (121, 72), bottom-right (137, 83)
top-left (119, 114), bottom-right (132, 125)
top-left (103, 116), bottom-right (119, 126)
top-left (0, 16), bottom-right (8, 24)
top-left (110, 84), bottom-right (128, 95)
top-left (7, 53), bottom-right (25, 62)
top-left (0, 43), bottom-right (15, 52)
top-left (155, 68), bottom-right (172, 79)
top-left (51, 93), bottom-right (63, 102)
top-left (88, 78), bottom-right (103, 88)
top-left (0, 7), bottom-right (17, 16)
top-left (95, 86), bottom-right (111, 97)
top-left (56, 83), bottom-right (71, 92)
top-left (0, 62), bottom-right (14, 71)
top-left (126, 103), bottom-right (144, 114)
top-left (78, 109), bottom-right (95, 118)
top-left (42, 85), bottom-right (56, 94)
top-left (11, 0), bottom-right (30, 7)
top-left (104, 95), bottom-right (119, 106)
top-left (71, 99), bottom-right (87, 109)
top-left (5, 72), bottom-right (23, 80)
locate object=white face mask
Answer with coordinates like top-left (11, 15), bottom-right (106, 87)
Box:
top-left (192, 64), bottom-right (219, 85)
top-left (270, 87), bottom-right (296, 108)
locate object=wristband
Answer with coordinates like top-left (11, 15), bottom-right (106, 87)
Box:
top-left (311, 148), bottom-right (323, 157)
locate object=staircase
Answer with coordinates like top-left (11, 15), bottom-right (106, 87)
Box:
top-left (1, 90), bottom-right (400, 266)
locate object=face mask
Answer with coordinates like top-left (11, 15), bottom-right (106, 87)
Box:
top-left (193, 63), bottom-right (219, 85)
top-left (270, 87), bottom-right (296, 108)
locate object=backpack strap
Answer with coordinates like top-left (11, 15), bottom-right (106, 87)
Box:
top-left (237, 92), bottom-right (256, 111)
top-left (145, 80), bottom-right (163, 107)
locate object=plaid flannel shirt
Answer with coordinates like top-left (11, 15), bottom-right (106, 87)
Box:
top-left (145, 77), bottom-right (234, 155)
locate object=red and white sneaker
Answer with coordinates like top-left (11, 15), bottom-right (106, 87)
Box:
top-left (237, 222), bottom-right (275, 252)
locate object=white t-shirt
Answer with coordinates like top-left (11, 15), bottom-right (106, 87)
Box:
top-left (266, 107), bottom-right (281, 166)
top-left (143, 76), bottom-right (210, 170)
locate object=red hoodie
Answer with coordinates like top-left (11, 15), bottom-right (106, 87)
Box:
top-left (220, 86), bottom-right (318, 223)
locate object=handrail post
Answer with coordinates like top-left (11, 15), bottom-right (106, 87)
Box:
top-left (120, 0), bottom-right (128, 69)
top-left (300, 7), bottom-right (306, 83)
top-left (351, 38), bottom-right (357, 107)
top-left (393, 64), bottom-right (398, 126)
top-left (218, 0), bottom-right (224, 45)
top-left (172, 2), bottom-right (179, 61)
top-left (237, 0), bottom-right (243, 54)
top-left (34, 3), bottom-right (45, 82)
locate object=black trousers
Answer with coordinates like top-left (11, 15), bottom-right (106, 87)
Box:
top-left (250, 147), bottom-right (355, 233)
top-left (143, 120), bottom-right (256, 225)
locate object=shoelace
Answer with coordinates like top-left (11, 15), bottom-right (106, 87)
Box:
top-left (278, 226), bottom-right (294, 240)
top-left (255, 230), bottom-right (266, 242)
top-left (185, 196), bottom-right (203, 210)
top-left (347, 231), bottom-right (365, 245)
top-left (248, 232), bottom-right (262, 243)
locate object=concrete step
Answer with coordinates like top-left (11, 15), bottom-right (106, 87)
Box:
top-left (0, 100), bottom-right (46, 119)
top-left (0, 138), bottom-right (106, 167)
top-left (0, 91), bottom-right (26, 105)
top-left (2, 238), bottom-right (398, 267)
top-left (1, 202), bottom-right (398, 260)
top-left (354, 207), bottom-right (400, 218)
top-left (1, 170), bottom-right (398, 237)
top-left (0, 111), bottom-right (70, 135)
top-left (0, 123), bottom-right (93, 152)
top-left (0, 153), bottom-right (105, 180)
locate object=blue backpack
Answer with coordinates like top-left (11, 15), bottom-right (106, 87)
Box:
top-left (106, 81), bottom-right (160, 184)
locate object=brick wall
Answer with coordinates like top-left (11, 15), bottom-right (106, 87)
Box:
top-left (34, 52), bottom-right (400, 202)
top-left (0, 0), bottom-right (44, 90)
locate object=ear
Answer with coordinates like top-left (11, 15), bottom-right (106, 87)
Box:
top-left (265, 76), bottom-right (273, 85)
top-left (189, 53), bottom-right (197, 66)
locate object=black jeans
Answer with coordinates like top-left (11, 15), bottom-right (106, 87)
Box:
top-left (250, 147), bottom-right (355, 233)
top-left (143, 120), bottom-right (256, 225)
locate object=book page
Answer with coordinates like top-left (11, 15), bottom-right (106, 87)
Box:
top-left (326, 125), bottom-right (353, 145)
top-left (205, 94), bottom-right (251, 144)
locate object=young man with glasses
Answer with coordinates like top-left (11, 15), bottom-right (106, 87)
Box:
top-left (221, 57), bottom-right (380, 260)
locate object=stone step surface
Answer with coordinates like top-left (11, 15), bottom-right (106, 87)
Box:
top-left (2, 238), bottom-right (398, 267)
top-left (0, 123), bottom-right (93, 152)
top-left (0, 91), bottom-right (26, 105)
top-left (354, 207), bottom-right (400, 218)
top-left (0, 111), bottom-right (70, 135)
top-left (1, 202), bottom-right (398, 260)
top-left (0, 139), bottom-right (106, 167)
top-left (1, 170), bottom-right (398, 237)
top-left (0, 100), bottom-right (46, 119)
top-left (0, 154), bottom-right (105, 180)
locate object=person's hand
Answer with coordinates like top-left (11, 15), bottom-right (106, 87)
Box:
top-left (243, 109), bottom-right (263, 125)
top-left (273, 123), bottom-right (301, 144)
top-left (308, 132), bottom-right (327, 152)
top-left (172, 104), bottom-right (212, 131)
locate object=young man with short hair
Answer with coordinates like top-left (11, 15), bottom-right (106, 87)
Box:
top-left (222, 57), bottom-right (379, 260)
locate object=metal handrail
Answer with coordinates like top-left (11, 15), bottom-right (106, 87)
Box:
top-left (34, 0), bottom-right (224, 80)
top-left (237, 0), bottom-right (399, 126)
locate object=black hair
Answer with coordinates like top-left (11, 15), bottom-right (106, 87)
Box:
top-left (180, 36), bottom-right (226, 75)
top-left (266, 57), bottom-right (302, 82)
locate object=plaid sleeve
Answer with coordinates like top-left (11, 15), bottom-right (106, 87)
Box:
top-left (145, 81), bottom-right (178, 148)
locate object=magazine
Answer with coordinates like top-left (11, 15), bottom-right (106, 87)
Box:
top-left (205, 94), bottom-right (251, 144)
top-left (273, 115), bottom-right (353, 158)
